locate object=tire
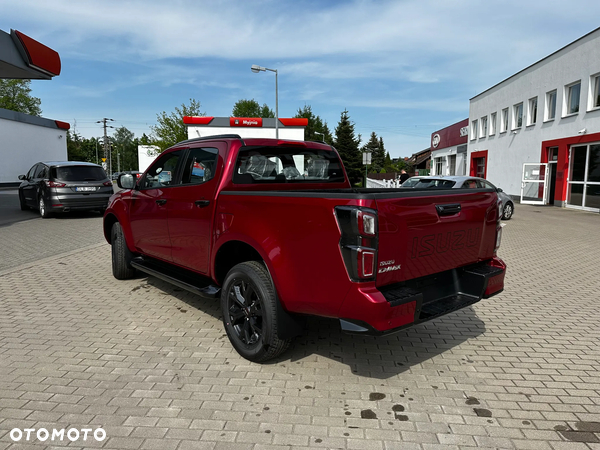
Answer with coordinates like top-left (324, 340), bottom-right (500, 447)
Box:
top-left (111, 222), bottom-right (136, 280)
top-left (502, 202), bottom-right (514, 220)
top-left (221, 261), bottom-right (291, 362)
top-left (39, 196), bottom-right (50, 218)
top-left (19, 191), bottom-right (28, 211)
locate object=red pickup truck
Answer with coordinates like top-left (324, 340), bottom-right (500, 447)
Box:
top-left (104, 135), bottom-right (506, 362)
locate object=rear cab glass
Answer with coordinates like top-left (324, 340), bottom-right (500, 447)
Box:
top-left (52, 166), bottom-right (108, 182)
top-left (232, 146), bottom-right (345, 184)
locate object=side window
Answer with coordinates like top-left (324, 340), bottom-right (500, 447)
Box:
top-left (141, 150), bottom-right (182, 189)
top-left (462, 180), bottom-right (478, 189)
top-left (33, 165), bottom-right (46, 179)
top-left (39, 166), bottom-right (49, 179)
top-left (181, 147), bottom-right (219, 185)
top-left (27, 165), bottom-right (38, 179)
top-left (479, 180), bottom-right (495, 190)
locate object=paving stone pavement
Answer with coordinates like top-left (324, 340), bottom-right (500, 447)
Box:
top-left (0, 204), bottom-right (599, 449)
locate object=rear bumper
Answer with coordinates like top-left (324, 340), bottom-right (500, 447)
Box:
top-left (48, 195), bottom-right (110, 212)
top-left (338, 256), bottom-right (506, 336)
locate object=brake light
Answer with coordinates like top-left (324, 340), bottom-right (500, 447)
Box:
top-left (334, 206), bottom-right (378, 281)
top-left (103, 181), bottom-right (113, 186)
top-left (46, 180), bottom-right (66, 187)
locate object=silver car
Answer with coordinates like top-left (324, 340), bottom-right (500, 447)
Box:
top-left (403, 175), bottom-right (515, 220)
top-left (18, 161), bottom-right (114, 218)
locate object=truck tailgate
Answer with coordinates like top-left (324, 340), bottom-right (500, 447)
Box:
top-left (375, 190), bottom-right (499, 287)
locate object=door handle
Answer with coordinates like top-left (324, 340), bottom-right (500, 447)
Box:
top-left (195, 200), bottom-right (210, 208)
top-left (156, 199), bottom-right (167, 206)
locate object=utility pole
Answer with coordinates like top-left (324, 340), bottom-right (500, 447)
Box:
top-left (96, 118), bottom-right (114, 173)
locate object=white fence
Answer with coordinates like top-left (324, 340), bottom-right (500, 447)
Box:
top-left (366, 178), bottom-right (402, 188)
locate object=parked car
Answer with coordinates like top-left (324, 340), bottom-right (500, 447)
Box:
top-left (400, 176), bottom-right (426, 187)
top-left (18, 161), bottom-right (114, 218)
top-left (406, 175), bottom-right (515, 220)
top-left (103, 136), bottom-right (506, 362)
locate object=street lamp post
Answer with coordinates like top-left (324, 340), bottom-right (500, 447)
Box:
top-left (363, 150), bottom-right (372, 188)
top-left (251, 64), bottom-right (278, 139)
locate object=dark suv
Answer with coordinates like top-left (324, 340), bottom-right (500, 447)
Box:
top-left (18, 161), bottom-right (114, 218)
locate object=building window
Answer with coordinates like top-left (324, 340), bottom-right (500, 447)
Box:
top-left (565, 81), bottom-right (581, 115)
top-left (489, 112), bottom-right (496, 135)
top-left (448, 155), bottom-right (456, 176)
top-left (513, 103), bottom-right (523, 129)
top-left (545, 90), bottom-right (557, 120)
top-left (590, 74), bottom-right (600, 109)
top-left (435, 157), bottom-right (443, 175)
top-left (480, 116), bottom-right (488, 137)
top-left (471, 119), bottom-right (478, 140)
top-left (501, 108), bottom-right (508, 133)
top-left (528, 97), bottom-right (538, 125)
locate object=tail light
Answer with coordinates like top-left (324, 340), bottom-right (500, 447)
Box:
top-left (46, 180), bottom-right (66, 187)
top-left (494, 200), bottom-right (504, 254)
top-left (103, 181), bottom-right (113, 186)
top-left (334, 206), bottom-right (378, 281)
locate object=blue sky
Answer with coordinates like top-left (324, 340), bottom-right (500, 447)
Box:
top-left (2, 0), bottom-right (600, 158)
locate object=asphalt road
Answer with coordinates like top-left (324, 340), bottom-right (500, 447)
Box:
top-left (0, 190), bottom-right (38, 227)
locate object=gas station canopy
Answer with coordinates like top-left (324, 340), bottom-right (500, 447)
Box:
top-left (0, 29), bottom-right (61, 80)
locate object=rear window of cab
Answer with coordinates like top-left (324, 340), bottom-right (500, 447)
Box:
top-left (233, 146), bottom-right (345, 184)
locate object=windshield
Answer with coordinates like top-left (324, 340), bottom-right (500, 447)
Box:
top-left (233, 146), bottom-right (345, 184)
top-left (52, 166), bottom-right (108, 182)
top-left (413, 179), bottom-right (457, 189)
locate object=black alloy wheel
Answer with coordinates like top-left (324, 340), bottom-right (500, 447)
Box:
top-left (502, 202), bottom-right (514, 220)
top-left (221, 261), bottom-right (290, 362)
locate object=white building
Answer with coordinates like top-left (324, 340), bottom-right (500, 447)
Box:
top-left (0, 108), bottom-right (69, 186)
top-left (468, 27), bottom-right (600, 211)
top-left (430, 119), bottom-right (469, 177)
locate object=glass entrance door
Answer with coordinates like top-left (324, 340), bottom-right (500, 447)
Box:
top-left (566, 143), bottom-right (600, 211)
top-left (521, 163), bottom-right (548, 205)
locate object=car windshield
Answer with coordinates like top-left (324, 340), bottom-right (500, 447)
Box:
top-left (233, 146), bottom-right (345, 184)
top-left (413, 179), bottom-right (457, 189)
top-left (52, 166), bottom-right (108, 181)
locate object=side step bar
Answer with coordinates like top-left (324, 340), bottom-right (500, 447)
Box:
top-left (130, 257), bottom-right (220, 299)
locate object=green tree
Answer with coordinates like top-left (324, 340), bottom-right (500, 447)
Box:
top-left (334, 109), bottom-right (362, 186)
top-left (294, 104), bottom-right (333, 144)
top-left (112, 126), bottom-right (138, 172)
top-left (151, 98), bottom-right (203, 152)
top-left (232, 99), bottom-right (274, 118)
top-left (0, 79), bottom-right (42, 116)
top-left (66, 130), bottom-right (88, 161)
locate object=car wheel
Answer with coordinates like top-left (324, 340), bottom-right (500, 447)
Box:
top-left (502, 202), bottom-right (514, 220)
top-left (111, 222), bottom-right (136, 280)
top-left (19, 191), bottom-right (28, 211)
top-left (38, 196), bottom-right (50, 218)
top-left (221, 261), bottom-right (291, 362)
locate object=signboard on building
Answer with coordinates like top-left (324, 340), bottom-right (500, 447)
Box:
top-left (431, 119), bottom-right (469, 150)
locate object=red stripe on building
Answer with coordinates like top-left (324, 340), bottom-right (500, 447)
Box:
top-left (54, 120), bottom-right (70, 130)
top-left (13, 30), bottom-right (61, 76)
top-left (183, 116), bottom-right (214, 125)
top-left (279, 118), bottom-right (308, 127)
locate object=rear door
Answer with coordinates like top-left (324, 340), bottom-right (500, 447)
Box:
top-left (167, 145), bottom-right (222, 273)
top-left (375, 190), bottom-right (499, 286)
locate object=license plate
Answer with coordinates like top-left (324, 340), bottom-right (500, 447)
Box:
top-left (76, 187), bottom-right (97, 192)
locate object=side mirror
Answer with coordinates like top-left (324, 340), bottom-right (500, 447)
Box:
top-left (118, 173), bottom-right (135, 190)
top-left (18, 175), bottom-right (26, 180)
top-left (497, 188), bottom-right (503, 193)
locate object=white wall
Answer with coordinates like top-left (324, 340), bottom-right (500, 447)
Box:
top-left (469, 28), bottom-right (600, 197)
top-left (0, 118), bottom-right (67, 184)
top-left (187, 126), bottom-right (304, 141)
top-left (137, 145), bottom-right (160, 173)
